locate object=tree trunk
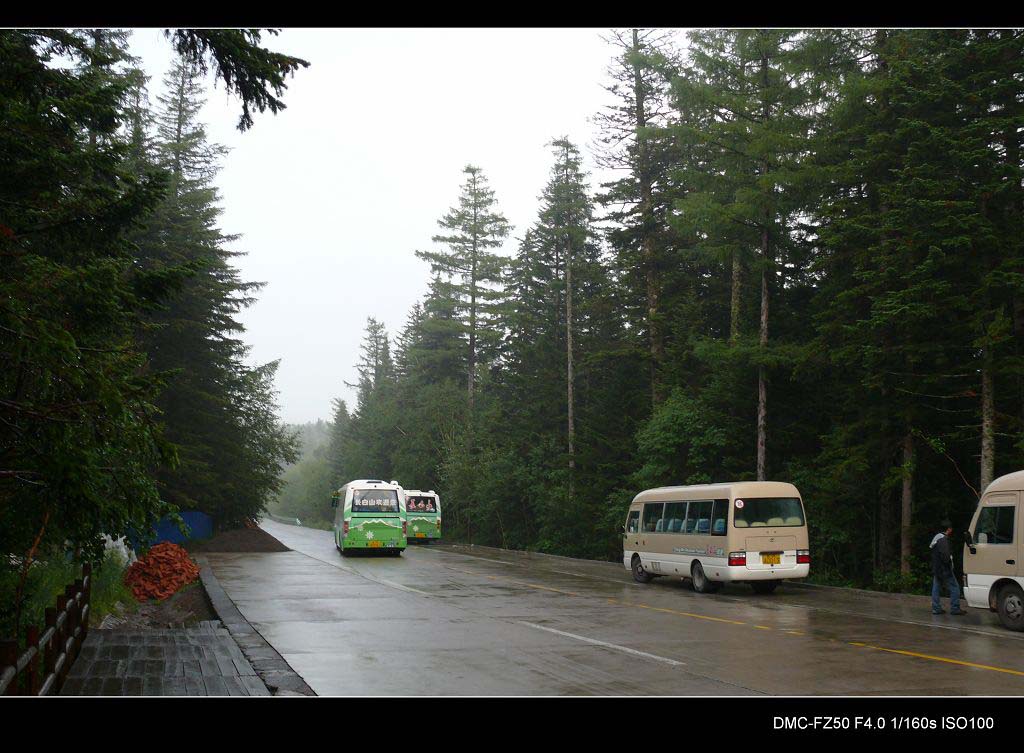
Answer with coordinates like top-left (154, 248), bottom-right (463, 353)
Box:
top-left (730, 252), bottom-right (742, 344)
top-left (631, 29), bottom-right (663, 405)
top-left (566, 234), bottom-right (575, 474)
top-left (900, 432), bottom-right (914, 576)
top-left (755, 44), bottom-right (771, 482)
top-left (981, 347), bottom-right (994, 492)
top-left (756, 255), bottom-right (768, 481)
top-left (468, 181), bottom-right (478, 412)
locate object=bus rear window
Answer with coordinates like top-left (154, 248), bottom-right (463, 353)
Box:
top-left (407, 496), bottom-right (437, 513)
top-left (733, 497), bottom-right (804, 528)
top-left (352, 489), bottom-right (400, 513)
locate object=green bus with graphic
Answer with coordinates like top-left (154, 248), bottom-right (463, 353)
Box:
top-left (331, 479), bottom-right (407, 556)
top-left (404, 490), bottom-right (441, 543)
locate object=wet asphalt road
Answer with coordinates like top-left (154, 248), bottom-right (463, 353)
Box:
top-left (200, 520), bottom-right (1024, 695)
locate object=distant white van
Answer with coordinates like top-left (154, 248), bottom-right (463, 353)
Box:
top-left (623, 481), bottom-right (810, 594)
top-left (963, 470), bottom-right (1024, 630)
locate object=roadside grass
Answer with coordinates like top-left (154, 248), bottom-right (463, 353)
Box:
top-left (0, 549), bottom-right (136, 642)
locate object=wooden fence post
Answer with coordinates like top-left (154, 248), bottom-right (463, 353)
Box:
top-left (25, 626), bottom-right (39, 695)
top-left (43, 606), bottom-right (56, 695)
top-left (82, 563), bottom-right (92, 640)
top-left (54, 594), bottom-right (67, 690)
top-left (66, 583), bottom-right (79, 666)
top-left (0, 641), bottom-right (17, 696)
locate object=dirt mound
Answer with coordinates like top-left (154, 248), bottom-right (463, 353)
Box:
top-left (98, 582), bottom-right (216, 629)
top-left (124, 542), bottom-right (200, 601)
top-left (185, 526), bottom-right (290, 553)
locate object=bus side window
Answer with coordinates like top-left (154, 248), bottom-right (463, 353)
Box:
top-left (976, 505), bottom-right (1015, 545)
top-left (690, 500), bottom-right (712, 535)
top-left (664, 502), bottom-right (686, 533)
top-left (642, 503), bottom-right (664, 533)
top-left (711, 500), bottom-right (728, 536)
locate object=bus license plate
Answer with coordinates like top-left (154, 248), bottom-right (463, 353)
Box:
top-left (761, 553), bottom-right (781, 565)
top-left (416, 533), bottom-right (426, 538)
top-left (369, 541), bottom-right (382, 548)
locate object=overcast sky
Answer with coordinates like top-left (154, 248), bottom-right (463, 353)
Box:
top-left (128, 28), bottom-right (650, 425)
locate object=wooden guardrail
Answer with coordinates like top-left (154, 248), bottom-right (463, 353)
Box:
top-left (0, 562), bottom-right (91, 696)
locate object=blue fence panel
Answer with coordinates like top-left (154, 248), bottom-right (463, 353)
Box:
top-left (129, 511), bottom-right (213, 550)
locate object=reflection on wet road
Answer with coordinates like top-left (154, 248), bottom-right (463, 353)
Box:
top-left (199, 520), bottom-right (1024, 695)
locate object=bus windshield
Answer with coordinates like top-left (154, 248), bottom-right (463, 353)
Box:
top-left (407, 496), bottom-right (437, 513)
top-left (351, 489), bottom-right (400, 513)
top-left (733, 497), bottom-right (804, 528)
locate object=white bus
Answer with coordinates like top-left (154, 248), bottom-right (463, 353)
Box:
top-left (623, 481), bottom-right (810, 594)
top-left (963, 470), bottom-right (1024, 630)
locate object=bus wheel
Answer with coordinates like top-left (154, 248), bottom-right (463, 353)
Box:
top-left (751, 580), bottom-right (779, 595)
top-left (631, 555), bottom-right (653, 584)
top-left (691, 561), bottom-right (720, 594)
top-left (997, 584), bottom-right (1024, 631)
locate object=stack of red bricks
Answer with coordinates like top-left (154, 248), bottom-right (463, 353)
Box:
top-left (124, 542), bottom-right (200, 601)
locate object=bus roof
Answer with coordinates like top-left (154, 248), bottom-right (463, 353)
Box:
top-left (337, 479), bottom-right (403, 491)
top-left (985, 470), bottom-right (1024, 495)
top-left (403, 489), bottom-right (437, 497)
top-left (631, 481), bottom-right (800, 505)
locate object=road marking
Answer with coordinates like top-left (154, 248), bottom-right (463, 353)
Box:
top-left (548, 568), bottom-right (643, 587)
top-left (507, 579), bottom-right (579, 597)
top-left (375, 578), bottom-right (433, 597)
top-left (263, 523), bottom-right (1024, 680)
top-left (624, 601), bottom-right (748, 626)
top-left (848, 642), bottom-right (1024, 677)
top-left (518, 621), bottom-right (685, 667)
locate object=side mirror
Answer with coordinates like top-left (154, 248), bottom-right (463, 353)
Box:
top-left (330, 491), bottom-right (340, 509)
top-left (620, 524), bottom-right (626, 534)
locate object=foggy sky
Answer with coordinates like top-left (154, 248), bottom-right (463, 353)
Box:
top-left (129, 28), bottom-right (640, 424)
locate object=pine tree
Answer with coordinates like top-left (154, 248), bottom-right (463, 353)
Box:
top-left (416, 165), bottom-right (511, 410)
top-left (133, 58), bottom-right (296, 525)
top-left (669, 30), bottom-right (823, 481)
top-left (0, 29), bottom-right (171, 635)
top-left (595, 28), bottom-right (680, 405)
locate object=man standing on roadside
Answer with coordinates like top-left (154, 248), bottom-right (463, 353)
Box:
top-left (931, 520), bottom-right (967, 615)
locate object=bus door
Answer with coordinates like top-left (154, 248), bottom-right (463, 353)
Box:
top-left (967, 492), bottom-right (1020, 580)
top-left (624, 509), bottom-right (640, 552)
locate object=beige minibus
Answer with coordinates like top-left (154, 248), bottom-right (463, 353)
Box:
top-left (963, 470), bottom-right (1024, 630)
top-left (623, 481), bottom-right (810, 594)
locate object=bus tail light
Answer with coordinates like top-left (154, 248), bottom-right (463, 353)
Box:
top-left (342, 521), bottom-right (349, 536)
top-left (402, 521), bottom-right (407, 536)
top-left (729, 551), bottom-right (746, 566)
top-left (797, 549), bottom-right (810, 564)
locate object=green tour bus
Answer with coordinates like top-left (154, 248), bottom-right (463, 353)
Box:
top-left (331, 479), bottom-right (407, 556)
top-left (404, 489), bottom-right (441, 543)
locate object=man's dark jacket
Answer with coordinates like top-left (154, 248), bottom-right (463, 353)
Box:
top-left (931, 533), bottom-right (953, 578)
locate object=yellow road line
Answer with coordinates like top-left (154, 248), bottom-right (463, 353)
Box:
top-left (444, 561), bottom-right (1024, 679)
top-left (630, 602), bottom-right (748, 626)
top-left (507, 579), bottom-right (579, 597)
top-left (848, 642), bottom-right (1024, 677)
